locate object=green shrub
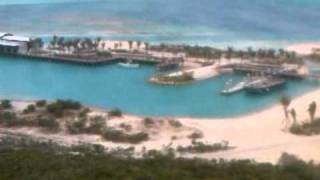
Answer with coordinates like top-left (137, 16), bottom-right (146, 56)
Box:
top-left (143, 117), bottom-right (155, 128)
top-left (66, 117), bottom-right (87, 134)
top-left (86, 116), bottom-right (106, 134)
top-left (23, 104), bottom-right (36, 114)
top-left (168, 119), bottom-right (182, 128)
top-left (108, 109), bottom-right (122, 117)
top-left (46, 99), bottom-right (82, 117)
top-left (37, 117), bottom-right (60, 132)
top-left (102, 129), bottom-right (149, 144)
top-left (36, 100), bottom-right (46, 107)
top-left (155, 72), bottom-right (194, 83)
top-left (290, 118), bottom-right (320, 136)
top-left (177, 141), bottom-right (230, 154)
top-left (0, 112), bottom-right (19, 127)
top-left (79, 108), bottom-right (91, 118)
top-left (0, 100), bottom-right (12, 109)
top-left (119, 123), bottom-right (132, 131)
top-left (188, 132), bottom-right (203, 140)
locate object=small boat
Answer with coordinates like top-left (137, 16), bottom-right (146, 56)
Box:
top-left (118, 60), bottom-right (140, 68)
top-left (221, 80), bottom-right (247, 95)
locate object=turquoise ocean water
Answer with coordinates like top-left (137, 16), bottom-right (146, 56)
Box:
top-left (0, 56), bottom-right (318, 118)
top-left (0, 1), bottom-right (319, 117)
top-left (1, 0), bottom-right (320, 48)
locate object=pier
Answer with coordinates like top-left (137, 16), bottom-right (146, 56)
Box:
top-left (231, 63), bottom-right (305, 79)
top-left (15, 51), bottom-right (181, 66)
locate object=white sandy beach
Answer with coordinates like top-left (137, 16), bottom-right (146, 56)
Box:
top-left (178, 88), bottom-right (320, 163)
top-left (287, 42), bottom-right (320, 55)
top-left (1, 43), bottom-right (320, 164)
top-left (2, 87), bottom-right (320, 164)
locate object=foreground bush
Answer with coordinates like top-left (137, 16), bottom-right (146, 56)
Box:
top-left (0, 141), bottom-right (319, 180)
top-left (36, 100), bottom-right (46, 107)
top-left (177, 141), bottom-right (231, 154)
top-left (23, 104), bottom-right (36, 114)
top-left (0, 100), bottom-right (12, 109)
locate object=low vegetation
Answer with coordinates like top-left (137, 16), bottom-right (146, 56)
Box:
top-left (0, 134), bottom-right (319, 180)
top-left (143, 117), bottom-right (156, 128)
top-left (0, 99), bottom-right (150, 144)
top-left (108, 108), bottom-right (122, 118)
top-left (0, 110), bottom-right (60, 132)
top-left (0, 100), bottom-right (12, 109)
top-left (155, 73), bottom-right (194, 84)
top-left (23, 104), bottom-right (36, 114)
top-left (177, 140), bottom-right (231, 154)
top-left (37, 116), bottom-right (60, 132)
top-left (168, 119), bottom-right (182, 128)
top-left (46, 99), bottom-right (82, 117)
top-left (188, 132), bottom-right (203, 140)
top-left (102, 129), bottom-right (149, 144)
top-left (290, 118), bottom-right (320, 136)
top-left (119, 123), bottom-right (132, 131)
top-left (67, 116), bottom-right (106, 135)
top-left (36, 100), bottom-right (46, 107)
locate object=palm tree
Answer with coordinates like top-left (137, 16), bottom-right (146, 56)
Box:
top-left (128, 41), bottom-right (133, 51)
top-left (101, 42), bottom-right (106, 50)
top-left (226, 46), bottom-right (233, 60)
top-left (51, 35), bottom-right (58, 48)
top-left (290, 108), bottom-right (297, 125)
top-left (247, 46), bottom-right (254, 59)
top-left (95, 37), bottom-right (102, 50)
top-left (145, 42), bottom-right (150, 53)
top-left (308, 101), bottom-right (317, 122)
top-left (137, 41), bottom-right (141, 50)
top-left (280, 96), bottom-right (291, 128)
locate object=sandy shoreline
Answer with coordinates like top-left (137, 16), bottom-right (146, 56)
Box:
top-left (286, 42), bottom-right (320, 55)
top-left (1, 42), bottom-right (320, 164)
top-left (177, 87), bottom-right (320, 163)
top-left (1, 87), bottom-right (319, 164)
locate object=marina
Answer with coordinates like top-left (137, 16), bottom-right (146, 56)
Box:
top-left (221, 76), bottom-right (288, 95)
top-left (1, 0), bottom-right (320, 170)
top-left (244, 77), bottom-right (287, 94)
top-left (0, 55), bottom-right (317, 117)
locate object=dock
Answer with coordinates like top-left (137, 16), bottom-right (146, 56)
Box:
top-left (221, 76), bottom-right (287, 95)
top-left (244, 77), bottom-right (286, 94)
top-left (232, 63), bottom-right (304, 79)
top-left (13, 51), bottom-right (181, 66)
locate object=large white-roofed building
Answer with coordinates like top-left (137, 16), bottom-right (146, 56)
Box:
top-left (0, 33), bottom-right (31, 54)
top-left (0, 40), bottom-right (19, 54)
top-left (0, 32), bottom-right (12, 38)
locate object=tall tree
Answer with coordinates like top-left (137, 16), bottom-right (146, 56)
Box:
top-left (137, 41), bottom-right (141, 49)
top-left (128, 41), bottom-right (133, 51)
top-left (308, 101), bottom-right (317, 122)
top-left (290, 108), bottom-right (297, 125)
top-left (145, 42), bottom-right (150, 53)
top-left (280, 96), bottom-right (291, 128)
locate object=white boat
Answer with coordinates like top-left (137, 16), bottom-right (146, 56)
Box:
top-left (118, 62), bottom-right (140, 68)
top-left (221, 81), bottom-right (247, 94)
